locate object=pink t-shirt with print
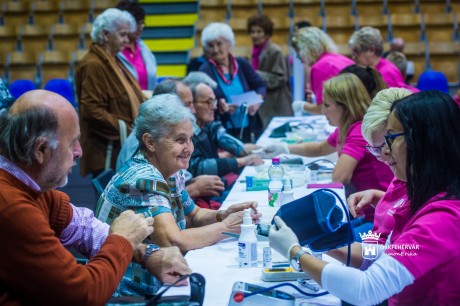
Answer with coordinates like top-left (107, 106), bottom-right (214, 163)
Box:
top-left (387, 194), bottom-right (460, 305)
top-left (310, 53), bottom-right (354, 104)
top-left (372, 177), bottom-right (408, 244)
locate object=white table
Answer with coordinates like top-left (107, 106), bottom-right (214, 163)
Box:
top-left (171, 116), bottom-right (345, 305)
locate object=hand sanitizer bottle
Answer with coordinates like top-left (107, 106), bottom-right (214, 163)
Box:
top-left (238, 208), bottom-right (258, 268)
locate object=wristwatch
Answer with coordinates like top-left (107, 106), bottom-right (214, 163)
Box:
top-left (290, 249), bottom-right (310, 272)
top-left (142, 244), bottom-right (160, 267)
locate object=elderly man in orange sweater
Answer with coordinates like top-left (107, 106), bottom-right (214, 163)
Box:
top-left (0, 90), bottom-right (191, 305)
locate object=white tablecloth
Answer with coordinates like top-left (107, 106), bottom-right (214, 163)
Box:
top-left (169, 116), bottom-right (345, 305)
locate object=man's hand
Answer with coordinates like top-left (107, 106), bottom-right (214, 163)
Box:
top-left (248, 103), bottom-right (261, 116)
top-left (186, 175), bottom-right (225, 198)
top-left (109, 210), bottom-right (154, 250)
top-left (269, 216), bottom-right (300, 259)
top-left (236, 154), bottom-right (264, 167)
top-left (143, 246), bottom-right (192, 286)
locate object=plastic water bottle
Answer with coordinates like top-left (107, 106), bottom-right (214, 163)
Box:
top-left (238, 208), bottom-right (258, 268)
top-left (268, 158), bottom-right (284, 207)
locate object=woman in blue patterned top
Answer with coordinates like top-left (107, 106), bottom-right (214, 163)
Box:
top-left (95, 94), bottom-right (261, 296)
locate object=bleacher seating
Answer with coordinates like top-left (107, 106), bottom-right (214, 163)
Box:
top-left (0, 0), bottom-right (458, 89)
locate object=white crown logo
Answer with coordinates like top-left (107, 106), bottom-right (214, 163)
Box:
top-left (359, 230), bottom-right (381, 241)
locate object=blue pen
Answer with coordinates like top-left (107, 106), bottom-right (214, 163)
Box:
top-left (297, 278), bottom-right (320, 292)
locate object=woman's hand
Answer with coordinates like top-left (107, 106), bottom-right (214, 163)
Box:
top-left (347, 189), bottom-right (385, 218)
top-left (269, 216), bottom-right (300, 259)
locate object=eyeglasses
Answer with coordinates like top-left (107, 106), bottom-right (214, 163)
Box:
top-left (384, 132), bottom-right (404, 151)
top-left (366, 143), bottom-right (385, 157)
top-left (195, 99), bottom-right (218, 108)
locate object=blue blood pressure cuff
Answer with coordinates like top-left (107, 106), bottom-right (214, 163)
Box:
top-left (272, 189), bottom-right (356, 252)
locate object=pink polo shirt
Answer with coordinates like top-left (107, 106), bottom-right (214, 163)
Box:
top-left (375, 58), bottom-right (419, 92)
top-left (310, 53), bottom-right (354, 104)
top-left (372, 178), bottom-right (408, 244)
top-left (387, 194), bottom-right (460, 305)
top-left (121, 41), bottom-right (148, 90)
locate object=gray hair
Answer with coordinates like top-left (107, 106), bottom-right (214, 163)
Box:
top-left (183, 71), bottom-right (217, 100)
top-left (291, 27), bottom-right (338, 66)
top-left (349, 26), bottom-right (384, 57)
top-left (201, 22), bottom-right (235, 50)
top-left (90, 8), bottom-right (136, 45)
top-left (152, 78), bottom-right (181, 96)
top-left (134, 94), bottom-right (196, 152)
top-left (386, 51), bottom-right (407, 77)
top-left (362, 88), bottom-right (413, 143)
top-left (183, 71), bottom-right (217, 89)
top-left (0, 106), bottom-right (59, 165)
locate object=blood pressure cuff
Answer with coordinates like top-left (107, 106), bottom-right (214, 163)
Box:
top-left (269, 122), bottom-right (291, 138)
top-left (272, 189), bottom-right (356, 252)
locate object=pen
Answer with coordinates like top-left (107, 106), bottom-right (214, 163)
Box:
top-left (297, 278), bottom-right (320, 292)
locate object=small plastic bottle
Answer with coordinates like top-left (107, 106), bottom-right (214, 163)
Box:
top-left (238, 208), bottom-right (258, 268)
top-left (308, 163), bottom-right (320, 183)
top-left (268, 158), bottom-right (284, 207)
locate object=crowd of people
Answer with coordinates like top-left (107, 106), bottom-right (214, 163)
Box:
top-left (0, 1), bottom-right (459, 305)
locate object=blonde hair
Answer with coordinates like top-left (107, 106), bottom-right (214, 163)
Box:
top-left (291, 27), bottom-right (338, 66)
top-left (362, 88), bottom-right (413, 144)
top-left (323, 73), bottom-right (371, 145)
top-left (386, 51), bottom-right (407, 77)
top-left (348, 26), bottom-right (384, 56)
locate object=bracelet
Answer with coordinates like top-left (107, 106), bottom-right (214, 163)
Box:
top-left (216, 210), bottom-right (225, 222)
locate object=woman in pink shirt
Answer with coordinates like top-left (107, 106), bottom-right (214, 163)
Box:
top-left (287, 73), bottom-right (393, 196)
top-left (291, 27), bottom-right (353, 115)
top-left (270, 90), bottom-right (460, 305)
top-left (349, 26), bottom-right (418, 93)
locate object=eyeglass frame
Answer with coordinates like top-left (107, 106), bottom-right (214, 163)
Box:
top-left (365, 143), bottom-right (385, 157)
top-left (194, 98), bottom-right (218, 108)
top-left (384, 132), bottom-right (404, 151)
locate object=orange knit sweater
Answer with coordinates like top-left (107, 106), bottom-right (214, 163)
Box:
top-left (0, 169), bottom-right (133, 306)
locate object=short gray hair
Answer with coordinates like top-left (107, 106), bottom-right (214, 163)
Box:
top-left (362, 88), bottom-right (413, 143)
top-left (91, 8), bottom-right (136, 45)
top-left (386, 51), bottom-right (407, 77)
top-left (134, 94), bottom-right (196, 152)
top-left (183, 71), bottom-right (217, 100)
top-left (349, 26), bottom-right (384, 57)
top-left (201, 22), bottom-right (235, 50)
top-left (152, 78), bottom-right (181, 96)
top-left (183, 71), bottom-right (217, 89)
top-left (0, 106), bottom-right (59, 165)
top-left (291, 27), bottom-right (338, 66)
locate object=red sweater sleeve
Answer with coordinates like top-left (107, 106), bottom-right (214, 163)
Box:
top-left (0, 200), bottom-right (133, 306)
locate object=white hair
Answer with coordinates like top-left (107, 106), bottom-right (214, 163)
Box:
top-left (348, 26), bottom-right (384, 57)
top-left (362, 88), bottom-right (413, 143)
top-left (201, 22), bottom-right (235, 50)
top-left (91, 8), bottom-right (136, 45)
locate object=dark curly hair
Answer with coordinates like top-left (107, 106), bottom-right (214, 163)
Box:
top-left (247, 15), bottom-right (274, 37)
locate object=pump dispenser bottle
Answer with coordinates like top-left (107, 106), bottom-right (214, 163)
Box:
top-left (238, 208), bottom-right (258, 268)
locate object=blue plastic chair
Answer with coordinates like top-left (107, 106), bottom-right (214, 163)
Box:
top-left (44, 79), bottom-right (76, 107)
top-left (8, 79), bottom-right (36, 99)
top-left (417, 70), bottom-right (449, 93)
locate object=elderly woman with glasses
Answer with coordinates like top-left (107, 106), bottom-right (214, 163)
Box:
top-left (76, 8), bottom-right (146, 177)
top-left (291, 27), bottom-right (354, 115)
top-left (96, 94), bottom-right (261, 296)
top-left (348, 27), bottom-right (418, 92)
top-left (199, 22), bottom-right (267, 143)
top-left (347, 88), bottom-right (413, 237)
top-left (270, 90), bottom-right (460, 305)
